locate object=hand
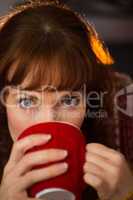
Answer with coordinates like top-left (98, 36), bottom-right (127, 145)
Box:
top-left (83, 143), bottom-right (133, 200)
top-left (0, 134), bottom-right (68, 200)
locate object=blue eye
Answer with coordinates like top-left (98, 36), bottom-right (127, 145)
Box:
top-left (17, 96), bottom-right (39, 109)
top-left (60, 95), bottom-right (80, 107)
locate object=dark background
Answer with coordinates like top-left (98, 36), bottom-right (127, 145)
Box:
top-left (0, 0), bottom-right (133, 77)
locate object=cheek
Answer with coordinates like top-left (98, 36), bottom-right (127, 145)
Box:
top-left (6, 108), bottom-right (34, 141)
top-left (58, 107), bottom-right (86, 128)
top-left (70, 109), bottom-right (86, 128)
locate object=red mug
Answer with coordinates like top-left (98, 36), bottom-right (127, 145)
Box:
top-left (17, 121), bottom-right (87, 200)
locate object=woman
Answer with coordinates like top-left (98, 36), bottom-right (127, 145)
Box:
top-left (0, 0), bottom-right (133, 199)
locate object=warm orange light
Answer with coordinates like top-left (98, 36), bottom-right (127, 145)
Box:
top-left (90, 35), bottom-right (114, 65)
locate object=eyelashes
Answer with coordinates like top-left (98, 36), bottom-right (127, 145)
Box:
top-left (60, 95), bottom-right (80, 107)
top-left (17, 96), bottom-right (39, 109)
top-left (16, 94), bottom-right (81, 110)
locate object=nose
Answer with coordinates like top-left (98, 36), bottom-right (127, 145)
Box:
top-left (43, 108), bottom-right (57, 122)
top-left (33, 106), bottom-right (58, 123)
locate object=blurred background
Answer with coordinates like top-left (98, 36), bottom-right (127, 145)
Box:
top-left (0, 0), bottom-right (133, 77)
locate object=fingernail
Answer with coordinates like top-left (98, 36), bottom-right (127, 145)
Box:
top-left (59, 162), bottom-right (68, 170)
top-left (61, 150), bottom-right (68, 157)
top-left (42, 134), bottom-right (52, 140)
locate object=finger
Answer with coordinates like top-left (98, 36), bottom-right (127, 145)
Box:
top-left (14, 148), bottom-right (68, 176)
top-left (86, 143), bottom-right (126, 167)
top-left (83, 172), bottom-right (110, 199)
top-left (4, 134), bottom-right (52, 175)
top-left (83, 171), bottom-right (103, 189)
top-left (27, 194), bottom-right (47, 200)
top-left (85, 151), bottom-right (117, 175)
top-left (18, 162), bottom-right (68, 190)
top-left (83, 161), bottom-right (106, 177)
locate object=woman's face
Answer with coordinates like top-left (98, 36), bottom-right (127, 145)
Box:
top-left (5, 83), bottom-right (86, 142)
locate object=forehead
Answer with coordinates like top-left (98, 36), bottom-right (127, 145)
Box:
top-left (7, 85), bottom-right (83, 97)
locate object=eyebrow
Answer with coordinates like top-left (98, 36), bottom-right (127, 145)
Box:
top-left (11, 86), bottom-right (44, 93)
top-left (9, 87), bottom-right (82, 98)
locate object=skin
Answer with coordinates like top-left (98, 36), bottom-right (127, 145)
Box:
top-left (0, 80), bottom-right (133, 200)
